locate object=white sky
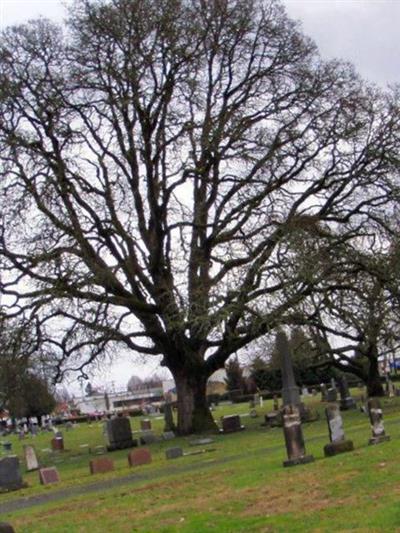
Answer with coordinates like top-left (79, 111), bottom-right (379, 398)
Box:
top-left (1, 0), bottom-right (399, 392)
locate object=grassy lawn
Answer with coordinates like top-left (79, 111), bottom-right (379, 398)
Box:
top-left (2, 392), bottom-right (400, 532)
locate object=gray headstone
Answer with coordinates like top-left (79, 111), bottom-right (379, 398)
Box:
top-left (320, 384), bottom-right (328, 402)
top-left (106, 417), bottom-right (134, 451)
top-left (165, 447), bottom-right (183, 460)
top-left (162, 431), bottom-right (175, 440)
top-left (277, 331), bottom-right (300, 406)
top-left (164, 402), bottom-right (175, 432)
top-left (139, 431), bottom-right (157, 445)
top-left (326, 388), bottom-right (337, 403)
top-left (24, 445), bottom-right (39, 472)
top-left (368, 398), bottom-right (390, 445)
top-left (325, 404), bottom-right (345, 442)
top-left (282, 405), bottom-right (314, 467)
top-left (221, 414), bottom-right (244, 433)
top-left (0, 456), bottom-right (24, 491)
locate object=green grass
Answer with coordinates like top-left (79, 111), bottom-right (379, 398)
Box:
top-left (2, 392), bottom-right (400, 532)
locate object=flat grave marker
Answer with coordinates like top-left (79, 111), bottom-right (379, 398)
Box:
top-left (89, 457), bottom-right (115, 474)
top-left (128, 448), bottom-right (152, 467)
top-left (39, 467), bottom-right (60, 485)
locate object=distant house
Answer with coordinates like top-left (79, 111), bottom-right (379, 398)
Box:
top-left (74, 387), bottom-right (164, 415)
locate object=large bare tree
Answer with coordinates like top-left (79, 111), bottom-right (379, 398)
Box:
top-left (0, 0), bottom-right (399, 433)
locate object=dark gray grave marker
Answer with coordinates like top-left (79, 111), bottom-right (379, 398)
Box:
top-left (0, 457), bottom-right (24, 491)
top-left (338, 376), bottom-right (356, 410)
top-left (282, 405), bottom-right (314, 467)
top-left (221, 414), bottom-right (244, 433)
top-left (165, 447), bottom-right (183, 459)
top-left (106, 417), bottom-right (134, 451)
top-left (0, 523), bottom-right (15, 533)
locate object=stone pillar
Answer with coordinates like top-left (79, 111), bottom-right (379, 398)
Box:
top-left (320, 383), bottom-right (327, 402)
top-left (277, 331), bottom-right (300, 406)
top-left (163, 402), bottom-right (175, 433)
top-left (323, 404), bottom-right (354, 456)
top-left (282, 405), bottom-right (314, 467)
top-left (338, 376), bottom-right (357, 410)
top-left (368, 398), bottom-right (390, 445)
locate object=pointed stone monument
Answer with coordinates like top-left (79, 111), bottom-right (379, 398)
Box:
top-left (323, 404), bottom-right (354, 456)
top-left (338, 376), bottom-right (356, 410)
top-left (278, 331), bottom-right (314, 467)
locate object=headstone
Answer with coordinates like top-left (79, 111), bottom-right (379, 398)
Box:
top-left (139, 431), bottom-right (157, 445)
top-left (89, 457), bottom-right (115, 474)
top-left (301, 386), bottom-right (309, 397)
top-left (368, 398), bottom-right (390, 445)
top-left (162, 431), bottom-right (175, 440)
top-left (163, 402), bottom-right (175, 432)
top-left (189, 438), bottom-right (214, 446)
top-left (18, 430), bottom-right (25, 441)
top-left (2, 442), bottom-right (12, 453)
top-left (128, 448), bottom-right (152, 467)
top-left (273, 395), bottom-right (279, 411)
top-left (320, 384), bottom-right (328, 402)
top-left (165, 447), bottom-right (183, 460)
top-left (31, 424), bottom-right (39, 437)
top-left (277, 331), bottom-right (300, 406)
top-left (51, 436), bottom-right (64, 451)
top-left (323, 404), bottom-right (354, 457)
top-left (249, 409), bottom-right (258, 418)
top-left (140, 419), bottom-right (152, 431)
top-left (0, 456), bottom-right (24, 491)
top-left (23, 445), bottom-right (39, 471)
top-left (326, 388), bottom-right (337, 403)
top-left (338, 376), bottom-right (357, 410)
top-left (0, 522), bottom-right (15, 533)
top-left (65, 421), bottom-right (74, 431)
top-left (221, 414), bottom-right (244, 433)
top-left (39, 467), bottom-right (60, 485)
top-left (282, 405), bottom-right (314, 467)
top-left (311, 388), bottom-right (317, 396)
top-left (264, 411), bottom-right (282, 428)
top-left (105, 417), bottom-right (134, 451)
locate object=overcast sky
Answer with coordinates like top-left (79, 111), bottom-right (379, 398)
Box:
top-left (1, 0), bottom-right (398, 393)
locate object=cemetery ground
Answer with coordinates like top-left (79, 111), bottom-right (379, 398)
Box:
top-left (2, 394), bottom-right (400, 532)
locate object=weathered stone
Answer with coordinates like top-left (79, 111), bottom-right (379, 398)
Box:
top-left (282, 405), bottom-right (314, 467)
top-left (51, 436), bottom-right (64, 451)
top-left (139, 431), bottom-right (157, 445)
top-left (89, 457), bottom-right (115, 474)
top-left (324, 404), bottom-right (354, 457)
top-left (23, 445), bottom-right (39, 471)
top-left (165, 447), bottom-right (183, 459)
top-left (162, 431), bottom-right (175, 440)
top-left (277, 331), bottom-right (300, 406)
top-left (140, 419), bottom-right (152, 431)
top-left (39, 467), bottom-right (60, 485)
top-left (320, 384), bottom-right (328, 402)
top-left (338, 376), bottom-right (357, 410)
top-left (326, 388), bottom-right (337, 403)
top-left (189, 438), bottom-right (214, 446)
top-left (0, 457), bottom-right (24, 491)
top-left (163, 402), bottom-right (175, 433)
top-left (105, 417), bottom-right (134, 451)
top-left (368, 398), bottom-right (390, 445)
top-left (221, 414), bottom-right (244, 433)
top-left (273, 395), bottom-right (279, 411)
top-left (324, 440), bottom-right (354, 457)
top-left (128, 448), bottom-right (152, 467)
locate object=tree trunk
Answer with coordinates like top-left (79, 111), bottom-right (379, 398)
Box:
top-left (367, 356), bottom-right (384, 397)
top-left (172, 370), bottom-right (218, 435)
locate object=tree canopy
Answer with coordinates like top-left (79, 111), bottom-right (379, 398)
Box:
top-left (0, 0), bottom-right (399, 433)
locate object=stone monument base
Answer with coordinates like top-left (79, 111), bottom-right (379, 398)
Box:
top-left (324, 439), bottom-right (354, 457)
top-left (283, 454), bottom-right (314, 467)
top-left (340, 399), bottom-right (357, 411)
top-left (107, 438), bottom-right (138, 452)
top-left (368, 435), bottom-right (390, 445)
